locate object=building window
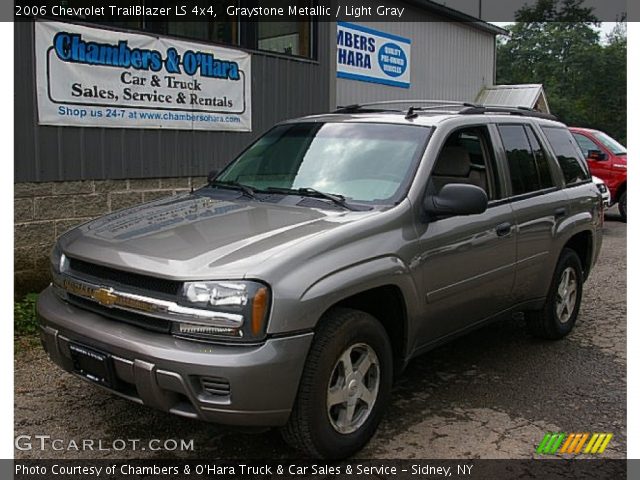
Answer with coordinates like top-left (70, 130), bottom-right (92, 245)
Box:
top-left (150, 1), bottom-right (238, 45)
top-left (66, 0), bottom-right (315, 59)
top-left (159, 22), bottom-right (239, 45)
top-left (257, 22), bottom-right (312, 57)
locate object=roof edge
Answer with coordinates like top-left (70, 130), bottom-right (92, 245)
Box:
top-left (404, 0), bottom-right (509, 35)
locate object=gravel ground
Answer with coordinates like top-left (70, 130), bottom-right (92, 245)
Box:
top-left (14, 213), bottom-right (626, 460)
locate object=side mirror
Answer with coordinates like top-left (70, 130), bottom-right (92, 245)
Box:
top-left (587, 149), bottom-right (607, 161)
top-left (207, 169), bottom-right (219, 184)
top-left (424, 183), bottom-right (488, 218)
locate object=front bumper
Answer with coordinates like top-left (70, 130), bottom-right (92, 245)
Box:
top-left (37, 287), bottom-right (313, 427)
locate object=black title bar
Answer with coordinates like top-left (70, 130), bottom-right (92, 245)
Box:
top-left (12, 0), bottom-right (629, 23)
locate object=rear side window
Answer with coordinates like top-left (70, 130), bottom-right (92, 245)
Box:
top-left (525, 126), bottom-right (554, 189)
top-left (542, 127), bottom-right (590, 185)
top-left (498, 125), bottom-right (542, 195)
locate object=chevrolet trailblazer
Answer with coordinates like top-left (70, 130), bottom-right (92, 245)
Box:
top-left (38, 101), bottom-right (603, 458)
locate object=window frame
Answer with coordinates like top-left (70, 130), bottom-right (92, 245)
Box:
top-left (490, 122), bottom-right (561, 202)
top-left (497, 123), bottom-right (545, 197)
top-left (524, 124), bottom-right (555, 191)
top-left (428, 124), bottom-right (505, 203)
top-left (251, 20), bottom-right (317, 60)
top-left (214, 121), bottom-right (434, 207)
top-left (540, 126), bottom-right (592, 189)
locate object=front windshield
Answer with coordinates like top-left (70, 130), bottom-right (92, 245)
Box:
top-left (216, 122), bottom-right (430, 204)
top-left (594, 131), bottom-right (626, 156)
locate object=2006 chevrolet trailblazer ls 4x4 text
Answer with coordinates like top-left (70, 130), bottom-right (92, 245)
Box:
top-left (38, 101), bottom-right (603, 458)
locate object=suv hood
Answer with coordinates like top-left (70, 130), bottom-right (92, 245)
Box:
top-left (60, 194), bottom-right (375, 279)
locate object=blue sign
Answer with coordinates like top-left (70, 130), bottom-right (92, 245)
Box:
top-left (337, 22), bottom-right (411, 88)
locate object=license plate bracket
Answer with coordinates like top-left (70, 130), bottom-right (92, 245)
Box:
top-left (68, 342), bottom-right (117, 388)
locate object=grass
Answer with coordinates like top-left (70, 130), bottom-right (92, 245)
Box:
top-left (14, 293), bottom-right (39, 336)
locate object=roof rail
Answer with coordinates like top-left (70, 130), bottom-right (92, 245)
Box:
top-left (460, 105), bottom-right (558, 120)
top-left (332, 100), bottom-right (557, 120)
top-left (335, 99), bottom-right (477, 112)
top-left (333, 104), bottom-right (402, 114)
top-left (334, 99), bottom-right (481, 118)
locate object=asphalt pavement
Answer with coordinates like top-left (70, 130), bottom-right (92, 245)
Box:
top-left (14, 213), bottom-right (626, 460)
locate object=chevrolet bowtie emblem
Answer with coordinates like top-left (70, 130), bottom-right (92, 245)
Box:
top-left (91, 288), bottom-right (118, 307)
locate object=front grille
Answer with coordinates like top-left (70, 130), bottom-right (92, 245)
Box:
top-left (68, 257), bottom-right (181, 296)
top-left (199, 376), bottom-right (231, 397)
top-left (67, 294), bottom-right (172, 333)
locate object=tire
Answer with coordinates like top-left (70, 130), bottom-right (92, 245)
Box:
top-left (525, 249), bottom-right (584, 340)
top-left (618, 190), bottom-right (627, 222)
top-left (280, 308), bottom-right (393, 459)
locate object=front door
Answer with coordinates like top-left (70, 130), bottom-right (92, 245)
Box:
top-left (415, 125), bottom-right (517, 346)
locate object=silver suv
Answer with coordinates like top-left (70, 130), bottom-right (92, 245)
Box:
top-left (37, 101), bottom-right (603, 458)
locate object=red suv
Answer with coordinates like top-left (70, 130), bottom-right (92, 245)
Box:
top-left (570, 127), bottom-right (627, 221)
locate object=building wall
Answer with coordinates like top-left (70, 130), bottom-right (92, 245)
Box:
top-left (336, 17), bottom-right (496, 106)
top-left (15, 21), bottom-right (332, 183)
top-left (14, 177), bottom-right (208, 296)
top-left (14, 21), bottom-right (332, 297)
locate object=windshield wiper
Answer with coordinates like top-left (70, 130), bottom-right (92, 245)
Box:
top-left (266, 187), bottom-right (358, 211)
top-left (208, 180), bottom-right (258, 200)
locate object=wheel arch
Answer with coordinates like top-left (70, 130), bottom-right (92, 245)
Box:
top-left (326, 285), bottom-right (409, 374)
top-left (562, 230), bottom-right (594, 279)
top-left (297, 256), bottom-right (420, 372)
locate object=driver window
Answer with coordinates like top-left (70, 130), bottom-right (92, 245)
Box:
top-left (429, 127), bottom-right (501, 201)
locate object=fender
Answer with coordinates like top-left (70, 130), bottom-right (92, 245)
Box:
top-left (552, 212), bottom-right (597, 278)
top-left (269, 256), bottom-right (421, 339)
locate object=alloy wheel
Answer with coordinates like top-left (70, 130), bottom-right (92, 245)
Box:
top-left (556, 266), bottom-right (578, 324)
top-left (326, 343), bottom-right (380, 434)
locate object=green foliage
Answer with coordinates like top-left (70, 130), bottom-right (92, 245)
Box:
top-left (14, 293), bottom-right (39, 336)
top-left (497, 0), bottom-right (626, 144)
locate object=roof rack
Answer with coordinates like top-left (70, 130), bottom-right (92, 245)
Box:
top-left (333, 99), bottom-right (557, 121)
top-left (334, 100), bottom-right (481, 119)
top-left (459, 104), bottom-right (558, 120)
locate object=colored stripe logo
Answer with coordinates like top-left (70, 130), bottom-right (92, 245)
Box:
top-left (536, 433), bottom-right (613, 455)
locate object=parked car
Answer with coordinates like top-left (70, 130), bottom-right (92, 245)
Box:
top-left (592, 175), bottom-right (611, 207)
top-left (38, 102), bottom-right (603, 459)
top-left (570, 127), bottom-right (627, 221)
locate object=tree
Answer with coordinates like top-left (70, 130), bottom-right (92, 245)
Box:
top-left (496, 0), bottom-right (626, 144)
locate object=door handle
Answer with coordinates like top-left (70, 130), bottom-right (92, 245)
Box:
top-left (495, 222), bottom-right (512, 237)
top-left (554, 207), bottom-right (567, 219)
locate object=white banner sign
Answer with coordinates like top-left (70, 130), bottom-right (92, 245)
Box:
top-left (337, 22), bottom-right (411, 88)
top-left (35, 22), bottom-right (252, 131)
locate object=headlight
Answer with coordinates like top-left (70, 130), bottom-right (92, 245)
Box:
top-left (50, 243), bottom-right (69, 274)
top-left (183, 281), bottom-right (248, 307)
top-left (172, 281), bottom-right (270, 342)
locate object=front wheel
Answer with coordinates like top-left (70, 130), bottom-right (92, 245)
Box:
top-left (618, 190), bottom-right (627, 222)
top-left (525, 249), bottom-right (584, 340)
top-left (280, 308), bottom-right (393, 459)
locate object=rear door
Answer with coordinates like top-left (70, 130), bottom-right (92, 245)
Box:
top-left (495, 122), bottom-right (573, 303)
